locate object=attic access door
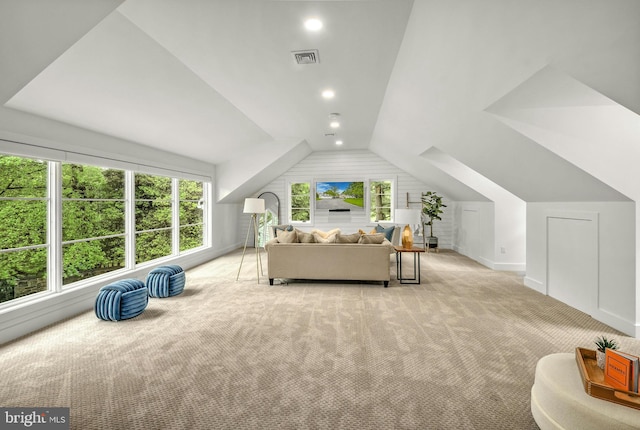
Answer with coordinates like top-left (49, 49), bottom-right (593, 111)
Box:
top-left (546, 212), bottom-right (598, 316)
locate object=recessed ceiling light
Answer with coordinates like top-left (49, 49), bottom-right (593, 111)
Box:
top-left (330, 121), bottom-right (340, 128)
top-left (304, 18), bottom-right (323, 31)
top-left (322, 89), bottom-right (335, 99)
top-left (335, 140), bottom-right (343, 146)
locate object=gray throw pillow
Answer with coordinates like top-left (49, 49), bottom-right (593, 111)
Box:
top-left (336, 232), bottom-right (361, 243)
top-left (296, 230), bottom-right (316, 243)
top-left (358, 233), bottom-right (385, 244)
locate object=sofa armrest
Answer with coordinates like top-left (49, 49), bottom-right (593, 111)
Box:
top-left (265, 238), bottom-right (279, 250)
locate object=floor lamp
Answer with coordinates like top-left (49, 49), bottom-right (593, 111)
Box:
top-left (236, 198), bottom-right (266, 282)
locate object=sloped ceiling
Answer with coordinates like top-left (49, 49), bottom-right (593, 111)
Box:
top-left (5, 0), bottom-right (412, 165)
top-left (1, 0), bottom-right (639, 203)
top-left (371, 0), bottom-right (638, 202)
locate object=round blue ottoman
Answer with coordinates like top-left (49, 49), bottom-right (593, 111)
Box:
top-left (146, 265), bottom-right (185, 298)
top-left (95, 279), bottom-right (148, 321)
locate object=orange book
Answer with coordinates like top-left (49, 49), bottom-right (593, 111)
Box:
top-left (604, 348), bottom-right (639, 392)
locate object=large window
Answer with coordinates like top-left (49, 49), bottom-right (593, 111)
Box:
top-left (62, 163), bottom-right (126, 284)
top-left (135, 173), bottom-right (173, 264)
top-left (290, 182), bottom-right (311, 223)
top-left (0, 155), bottom-right (48, 303)
top-left (0, 152), bottom-right (209, 307)
top-left (179, 179), bottom-right (204, 252)
top-left (369, 180), bottom-right (393, 222)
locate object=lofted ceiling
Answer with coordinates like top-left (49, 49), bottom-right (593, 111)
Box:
top-left (1, 0), bottom-right (638, 203)
top-left (5, 0), bottom-right (412, 164)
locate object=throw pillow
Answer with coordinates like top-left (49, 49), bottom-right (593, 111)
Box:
top-left (375, 224), bottom-right (395, 242)
top-left (272, 224), bottom-right (293, 240)
top-left (296, 229), bottom-right (316, 243)
top-left (313, 232), bottom-right (337, 243)
top-left (311, 228), bottom-right (341, 238)
top-left (276, 228), bottom-right (298, 243)
top-left (336, 232), bottom-right (361, 243)
top-left (358, 233), bottom-right (385, 244)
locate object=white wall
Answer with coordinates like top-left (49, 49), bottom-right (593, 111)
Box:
top-left (452, 202), bottom-right (495, 266)
top-left (242, 150), bottom-right (453, 247)
top-left (526, 202), bottom-right (636, 336)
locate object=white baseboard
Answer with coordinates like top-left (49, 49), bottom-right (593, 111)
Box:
top-left (494, 262), bottom-right (526, 273)
top-left (593, 308), bottom-right (638, 338)
top-left (524, 277), bottom-right (546, 294)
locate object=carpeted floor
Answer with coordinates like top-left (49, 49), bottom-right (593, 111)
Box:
top-left (1, 249), bottom-right (638, 429)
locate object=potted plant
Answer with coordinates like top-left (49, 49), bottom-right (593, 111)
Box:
top-left (594, 335), bottom-right (619, 369)
top-left (421, 191), bottom-right (446, 250)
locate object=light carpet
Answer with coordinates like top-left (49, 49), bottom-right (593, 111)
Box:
top-left (1, 249), bottom-right (638, 429)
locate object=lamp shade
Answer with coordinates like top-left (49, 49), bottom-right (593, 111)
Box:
top-left (243, 198), bottom-right (265, 214)
top-left (395, 209), bottom-right (420, 225)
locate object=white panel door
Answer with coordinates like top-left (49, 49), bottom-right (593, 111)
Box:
top-left (547, 216), bottom-right (598, 315)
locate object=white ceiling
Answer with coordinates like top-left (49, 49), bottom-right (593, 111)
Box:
top-left (1, 0), bottom-right (638, 203)
top-left (6, 0), bottom-right (412, 164)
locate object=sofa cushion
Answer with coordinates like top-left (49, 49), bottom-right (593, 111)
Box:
top-left (296, 230), bottom-right (316, 243)
top-left (375, 224), bottom-right (395, 242)
top-left (336, 232), bottom-right (361, 243)
top-left (359, 233), bottom-right (386, 244)
top-left (314, 232), bottom-right (337, 243)
top-left (276, 228), bottom-right (298, 243)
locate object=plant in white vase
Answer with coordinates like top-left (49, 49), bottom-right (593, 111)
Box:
top-left (594, 335), bottom-right (619, 370)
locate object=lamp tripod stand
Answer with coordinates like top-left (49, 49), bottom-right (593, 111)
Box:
top-left (236, 198), bottom-right (265, 282)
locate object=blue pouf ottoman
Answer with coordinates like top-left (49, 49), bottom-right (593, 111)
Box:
top-left (146, 265), bottom-right (185, 298)
top-left (95, 279), bottom-right (148, 321)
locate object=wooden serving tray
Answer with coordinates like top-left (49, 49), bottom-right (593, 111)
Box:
top-left (575, 347), bottom-right (640, 410)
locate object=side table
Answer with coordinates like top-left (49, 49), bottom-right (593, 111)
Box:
top-left (394, 246), bottom-right (425, 284)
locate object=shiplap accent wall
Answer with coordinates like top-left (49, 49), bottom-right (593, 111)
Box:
top-left (240, 150), bottom-right (452, 248)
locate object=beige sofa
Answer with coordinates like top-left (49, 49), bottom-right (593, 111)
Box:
top-left (265, 240), bottom-right (394, 287)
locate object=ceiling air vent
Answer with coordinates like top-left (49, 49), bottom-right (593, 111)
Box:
top-left (292, 49), bottom-right (319, 65)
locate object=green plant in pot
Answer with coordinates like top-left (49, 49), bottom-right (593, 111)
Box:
top-left (594, 335), bottom-right (618, 369)
top-left (421, 191), bottom-right (446, 250)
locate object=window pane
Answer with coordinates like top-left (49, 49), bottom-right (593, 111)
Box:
top-left (62, 237), bottom-right (126, 285)
top-left (62, 164), bottom-right (124, 199)
top-left (136, 230), bottom-right (172, 264)
top-left (180, 225), bottom-right (203, 251)
top-left (290, 182), bottom-right (311, 222)
top-left (179, 179), bottom-right (203, 200)
top-left (0, 248), bottom-right (47, 303)
top-left (371, 208), bottom-right (391, 222)
top-left (369, 180), bottom-right (393, 222)
top-left (0, 201), bottom-right (47, 249)
top-left (291, 183), bottom-right (310, 195)
top-left (179, 201), bottom-right (202, 226)
top-left (291, 209), bottom-right (310, 222)
top-left (0, 156), bottom-right (47, 198)
top-left (136, 201), bottom-right (172, 230)
top-left (135, 173), bottom-right (171, 199)
top-left (62, 201), bottom-right (125, 241)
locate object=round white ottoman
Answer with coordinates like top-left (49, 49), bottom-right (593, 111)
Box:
top-left (531, 353), bottom-right (640, 430)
